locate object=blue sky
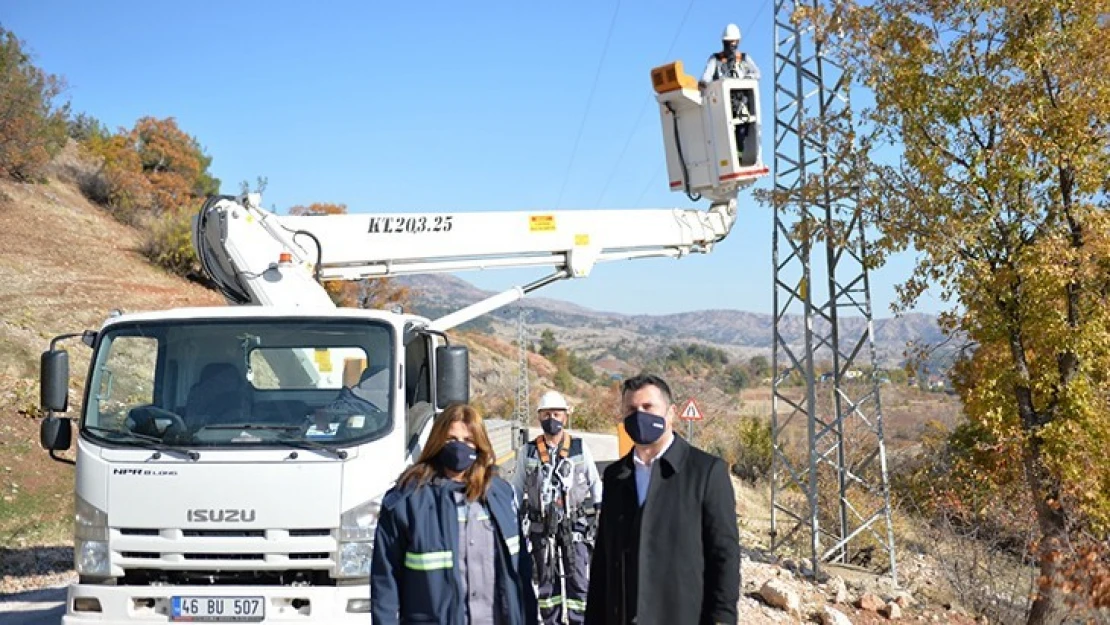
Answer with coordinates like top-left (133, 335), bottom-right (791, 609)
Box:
top-left (4, 0), bottom-right (943, 317)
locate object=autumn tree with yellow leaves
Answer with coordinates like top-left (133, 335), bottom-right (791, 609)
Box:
top-left (780, 0), bottom-right (1109, 620)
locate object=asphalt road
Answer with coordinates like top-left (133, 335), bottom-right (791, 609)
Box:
top-left (0, 586), bottom-right (66, 624)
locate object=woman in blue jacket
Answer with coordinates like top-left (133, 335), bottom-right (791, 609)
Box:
top-left (371, 403), bottom-right (537, 624)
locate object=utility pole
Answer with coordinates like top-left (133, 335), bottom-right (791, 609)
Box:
top-left (770, 0), bottom-right (897, 583)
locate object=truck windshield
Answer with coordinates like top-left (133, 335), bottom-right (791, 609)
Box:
top-left (82, 318), bottom-right (394, 450)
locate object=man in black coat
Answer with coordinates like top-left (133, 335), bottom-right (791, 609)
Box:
top-left (585, 374), bottom-right (740, 625)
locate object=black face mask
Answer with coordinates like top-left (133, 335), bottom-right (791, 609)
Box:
top-left (724, 41), bottom-right (739, 54)
top-left (623, 410), bottom-right (667, 445)
top-left (438, 440), bottom-right (478, 473)
top-left (541, 417), bottom-right (564, 436)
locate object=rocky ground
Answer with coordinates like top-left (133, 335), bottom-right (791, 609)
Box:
top-left (735, 545), bottom-right (980, 623)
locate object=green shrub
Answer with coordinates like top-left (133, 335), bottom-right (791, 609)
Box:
top-left (141, 208), bottom-right (201, 280)
top-left (732, 416), bottom-right (773, 483)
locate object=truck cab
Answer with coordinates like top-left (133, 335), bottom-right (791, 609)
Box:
top-left (40, 307), bottom-right (468, 622)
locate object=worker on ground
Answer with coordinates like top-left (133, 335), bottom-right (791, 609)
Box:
top-left (699, 23), bottom-right (761, 86)
top-left (371, 403), bottom-right (538, 625)
top-left (511, 390), bottom-right (602, 625)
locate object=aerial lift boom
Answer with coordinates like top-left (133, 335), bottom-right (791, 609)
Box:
top-left (194, 66), bottom-right (767, 332)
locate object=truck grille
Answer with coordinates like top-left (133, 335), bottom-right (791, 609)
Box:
top-left (183, 553), bottom-right (265, 561)
top-left (182, 529), bottom-right (266, 538)
top-left (121, 568), bottom-right (335, 587)
top-left (113, 527), bottom-right (337, 578)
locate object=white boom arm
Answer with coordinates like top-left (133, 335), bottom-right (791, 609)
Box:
top-left (194, 196), bottom-right (740, 329)
top-left (193, 66), bottom-right (768, 331)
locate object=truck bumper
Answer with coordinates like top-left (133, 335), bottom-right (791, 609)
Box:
top-left (61, 582), bottom-right (370, 623)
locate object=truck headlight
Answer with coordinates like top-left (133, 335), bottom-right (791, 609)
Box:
top-left (337, 498), bottom-right (381, 578)
top-left (77, 540), bottom-right (110, 576)
top-left (75, 496), bottom-right (110, 576)
top-left (338, 542), bottom-right (374, 578)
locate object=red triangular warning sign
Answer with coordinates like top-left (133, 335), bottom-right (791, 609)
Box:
top-left (679, 398), bottom-right (703, 421)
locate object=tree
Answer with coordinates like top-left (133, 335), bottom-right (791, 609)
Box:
top-left (749, 355), bottom-right (771, 379)
top-left (132, 116), bottom-right (219, 214)
top-left (287, 202), bottom-right (410, 309)
top-left (0, 27), bottom-right (68, 181)
top-left (723, 365), bottom-right (749, 395)
top-left (81, 131), bottom-right (151, 215)
top-left (786, 0), bottom-right (1110, 620)
top-left (553, 366), bottom-right (575, 394)
top-left (538, 329), bottom-right (559, 359)
top-left (81, 117), bottom-right (219, 223)
top-left (66, 112), bottom-right (108, 143)
top-left (567, 350), bottom-right (597, 384)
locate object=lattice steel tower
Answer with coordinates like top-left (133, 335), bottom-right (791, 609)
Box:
top-left (514, 306), bottom-right (531, 427)
top-left (770, 0), bottom-right (897, 581)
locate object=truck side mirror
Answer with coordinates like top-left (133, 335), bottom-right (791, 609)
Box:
top-left (40, 416), bottom-right (72, 451)
top-left (41, 349), bottom-right (70, 413)
top-left (435, 345), bottom-right (469, 410)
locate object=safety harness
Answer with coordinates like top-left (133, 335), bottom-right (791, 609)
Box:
top-left (527, 434), bottom-right (590, 581)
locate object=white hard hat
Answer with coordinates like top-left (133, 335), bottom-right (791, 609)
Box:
top-left (537, 390), bottom-right (569, 412)
top-left (723, 23), bottom-right (741, 41)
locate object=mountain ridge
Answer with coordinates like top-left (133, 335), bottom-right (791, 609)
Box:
top-left (395, 274), bottom-right (947, 368)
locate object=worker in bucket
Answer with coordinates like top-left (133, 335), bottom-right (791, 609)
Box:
top-left (371, 403), bottom-right (538, 624)
top-left (512, 390), bottom-right (602, 625)
top-left (700, 23), bottom-right (761, 164)
top-left (700, 23), bottom-right (761, 86)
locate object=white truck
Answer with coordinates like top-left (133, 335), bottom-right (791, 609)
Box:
top-left (35, 63), bottom-right (765, 623)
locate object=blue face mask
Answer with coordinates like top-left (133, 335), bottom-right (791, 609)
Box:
top-left (623, 410), bottom-right (667, 445)
top-left (541, 417), bottom-right (564, 436)
top-left (438, 440), bottom-right (478, 473)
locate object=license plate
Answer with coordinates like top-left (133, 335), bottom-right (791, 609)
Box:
top-left (171, 596), bottom-right (265, 622)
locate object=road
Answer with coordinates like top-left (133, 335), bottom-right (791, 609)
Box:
top-left (0, 586), bottom-right (66, 624)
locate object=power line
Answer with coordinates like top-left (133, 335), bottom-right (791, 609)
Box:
top-left (742, 0), bottom-right (773, 47)
top-left (555, 0), bottom-right (622, 209)
top-left (635, 162), bottom-right (666, 206)
top-left (596, 0), bottom-right (698, 206)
